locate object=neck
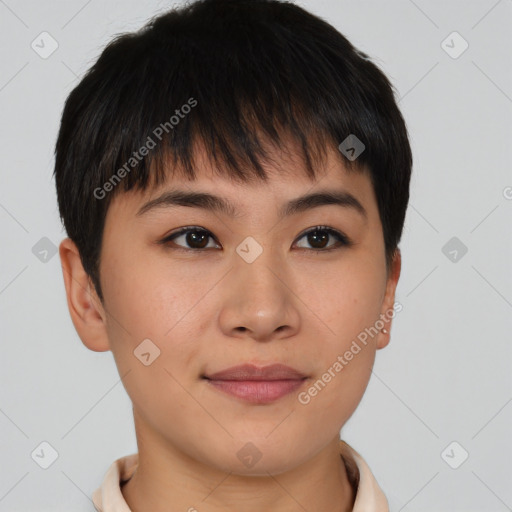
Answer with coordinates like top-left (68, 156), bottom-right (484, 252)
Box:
top-left (122, 412), bottom-right (356, 512)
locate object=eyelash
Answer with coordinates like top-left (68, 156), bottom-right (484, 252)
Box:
top-left (158, 225), bottom-right (352, 253)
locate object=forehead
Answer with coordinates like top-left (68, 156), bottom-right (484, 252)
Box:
top-left (107, 136), bottom-right (376, 223)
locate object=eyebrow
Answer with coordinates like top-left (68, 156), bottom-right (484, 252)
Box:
top-left (136, 188), bottom-right (367, 220)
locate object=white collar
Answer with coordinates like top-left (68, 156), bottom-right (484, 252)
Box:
top-left (92, 440), bottom-right (389, 511)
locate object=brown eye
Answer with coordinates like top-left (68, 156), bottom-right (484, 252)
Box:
top-left (294, 226), bottom-right (351, 251)
top-left (161, 227), bottom-right (219, 250)
top-left (160, 225), bottom-right (351, 252)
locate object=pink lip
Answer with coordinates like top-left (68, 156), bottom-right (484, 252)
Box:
top-left (203, 364), bottom-right (308, 404)
top-left (205, 363), bottom-right (307, 381)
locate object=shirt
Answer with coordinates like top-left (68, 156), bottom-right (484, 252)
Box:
top-left (92, 439), bottom-right (389, 511)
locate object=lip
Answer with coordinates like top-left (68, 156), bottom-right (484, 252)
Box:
top-left (204, 363), bottom-right (307, 381)
top-left (203, 364), bottom-right (308, 404)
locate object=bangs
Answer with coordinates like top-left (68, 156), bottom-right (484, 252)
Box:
top-left (92, 18), bottom-right (369, 199)
top-left (54, 0), bottom-right (412, 302)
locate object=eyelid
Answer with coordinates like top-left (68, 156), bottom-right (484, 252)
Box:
top-left (158, 225), bottom-right (352, 251)
top-left (294, 225), bottom-right (352, 251)
top-left (157, 226), bottom-right (220, 249)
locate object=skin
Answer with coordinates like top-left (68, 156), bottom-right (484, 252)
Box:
top-left (59, 138), bottom-right (401, 512)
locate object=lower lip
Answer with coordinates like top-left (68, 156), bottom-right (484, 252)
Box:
top-left (205, 379), bottom-right (306, 404)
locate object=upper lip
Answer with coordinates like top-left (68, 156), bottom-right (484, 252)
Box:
top-left (204, 364), bottom-right (307, 381)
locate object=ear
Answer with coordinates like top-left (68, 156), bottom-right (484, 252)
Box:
top-left (59, 238), bottom-right (110, 352)
top-left (376, 248), bottom-right (402, 350)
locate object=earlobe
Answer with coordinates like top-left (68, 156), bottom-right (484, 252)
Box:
top-left (59, 238), bottom-right (111, 352)
top-left (377, 248), bottom-right (402, 350)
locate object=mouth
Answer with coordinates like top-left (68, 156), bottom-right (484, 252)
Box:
top-left (202, 364), bottom-right (308, 404)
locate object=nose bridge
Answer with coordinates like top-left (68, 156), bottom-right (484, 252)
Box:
top-left (218, 239), bottom-right (300, 340)
top-left (234, 231), bottom-right (280, 288)
top-left (235, 239), bottom-right (287, 312)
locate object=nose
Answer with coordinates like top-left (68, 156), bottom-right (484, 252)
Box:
top-left (218, 250), bottom-right (301, 342)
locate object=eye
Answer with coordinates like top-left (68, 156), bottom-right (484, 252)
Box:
top-left (294, 226), bottom-right (352, 251)
top-left (159, 225), bottom-right (351, 252)
top-left (160, 226), bottom-right (219, 250)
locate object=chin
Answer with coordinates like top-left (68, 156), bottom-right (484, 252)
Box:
top-left (204, 437), bottom-right (311, 477)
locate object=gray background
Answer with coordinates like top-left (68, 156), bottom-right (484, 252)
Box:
top-left (1, 0), bottom-right (511, 510)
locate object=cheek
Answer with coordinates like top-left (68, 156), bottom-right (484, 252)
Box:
top-left (101, 245), bottom-right (191, 339)
top-left (100, 249), bottom-right (207, 388)
top-left (99, 268), bottom-right (205, 436)
top-left (298, 255), bottom-right (385, 342)
top-left (294, 257), bottom-right (384, 414)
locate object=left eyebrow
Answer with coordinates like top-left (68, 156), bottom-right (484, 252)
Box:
top-left (136, 188), bottom-right (367, 220)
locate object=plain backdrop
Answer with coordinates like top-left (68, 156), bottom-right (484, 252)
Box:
top-left (0, 1), bottom-right (511, 511)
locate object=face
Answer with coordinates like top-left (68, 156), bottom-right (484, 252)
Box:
top-left (66, 140), bottom-right (400, 476)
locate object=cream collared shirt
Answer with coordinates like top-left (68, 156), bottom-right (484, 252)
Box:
top-left (92, 440), bottom-right (389, 512)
